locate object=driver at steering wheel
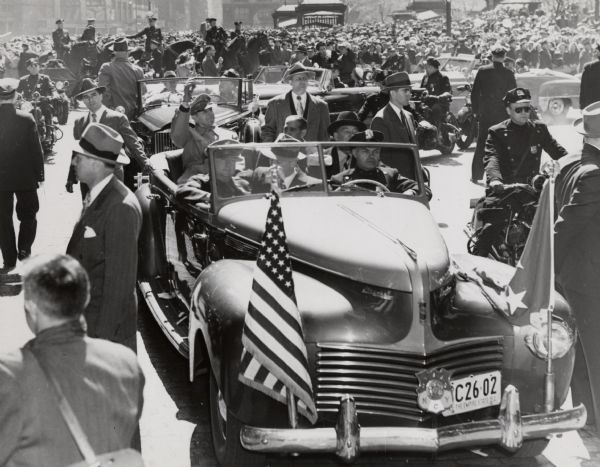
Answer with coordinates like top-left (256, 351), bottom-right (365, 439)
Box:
top-left (330, 130), bottom-right (420, 195)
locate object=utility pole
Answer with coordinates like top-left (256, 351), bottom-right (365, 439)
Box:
top-left (446, 0), bottom-right (451, 36)
top-left (596, 0), bottom-right (599, 21)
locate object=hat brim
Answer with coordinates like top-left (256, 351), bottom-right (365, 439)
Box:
top-left (283, 70), bottom-right (315, 82)
top-left (75, 85), bottom-right (106, 100)
top-left (260, 148), bottom-right (307, 160)
top-left (383, 84), bottom-right (412, 91)
top-left (74, 142), bottom-right (130, 165)
top-left (572, 117), bottom-right (600, 137)
top-left (328, 119), bottom-right (366, 135)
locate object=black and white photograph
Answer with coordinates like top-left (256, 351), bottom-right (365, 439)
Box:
top-left (0, 0), bottom-right (599, 465)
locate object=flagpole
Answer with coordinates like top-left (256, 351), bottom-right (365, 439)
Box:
top-left (287, 389), bottom-right (298, 428)
top-left (544, 167), bottom-right (558, 413)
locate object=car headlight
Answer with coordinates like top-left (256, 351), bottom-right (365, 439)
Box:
top-left (525, 320), bottom-right (575, 360)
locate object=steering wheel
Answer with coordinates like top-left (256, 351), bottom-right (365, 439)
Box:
top-left (339, 179), bottom-right (390, 192)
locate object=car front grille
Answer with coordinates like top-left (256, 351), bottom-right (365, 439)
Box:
top-left (154, 130), bottom-right (176, 153)
top-left (315, 338), bottom-right (504, 423)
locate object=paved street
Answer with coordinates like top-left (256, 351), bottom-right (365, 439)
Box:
top-left (0, 108), bottom-right (598, 467)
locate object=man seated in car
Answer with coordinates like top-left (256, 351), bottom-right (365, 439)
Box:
top-left (175, 139), bottom-right (249, 207)
top-left (249, 134), bottom-right (322, 193)
top-left (330, 130), bottom-right (420, 196)
top-left (144, 70), bottom-right (182, 105)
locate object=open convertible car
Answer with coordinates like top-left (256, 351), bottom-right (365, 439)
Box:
top-left (135, 140), bottom-right (585, 465)
top-left (131, 76), bottom-right (259, 154)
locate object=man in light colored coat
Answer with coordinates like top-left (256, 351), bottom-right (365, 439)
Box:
top-left (262, 63), bottom-right (330, 143)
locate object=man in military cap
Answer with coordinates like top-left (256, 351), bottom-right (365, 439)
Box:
top-left (52, 19), bottom-right (71, 61)
top-left (80, 18), bottom-right (96, 42)
top-left (330, 130), bottom-right (419, 195)
top-left (484, 87), bottom-right (567, 191)
top-left (470, 46), bottom-right (516, 183)
top-left (230, 21), bottom-right (243, 39)
top-left (204, 18), bottom-right (228, 58)
top-left (580, 44), bottom-right (600, 109)
top-left (128, 14), bottom-right (163, 55)
top-left (0, 78), bottom-right (44, 271)
top-left (473, 87), bottom-right (567, 257)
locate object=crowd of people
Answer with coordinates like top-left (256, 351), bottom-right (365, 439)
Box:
top-left (2, 2), bottom-right (600, 465)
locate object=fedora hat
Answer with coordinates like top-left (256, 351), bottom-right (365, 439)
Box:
top-left (0, 78), bottom-right (19, 98)
top-left (190, 93), bottom-right (214, 114)
top-left (328, 111), bottom-right (366, 135)
top-left (574, 102), bottom-right (600, 138)
top-left (74, 123), bottom-right (129, 165)
top-left (261, 134), bottom-right (307, 160)
top-left (74, 78), bottom-right (106, 100)
top-left (294, 43), bottom-right (309, 54)
top-left (109, 37), bottom-right (128, 52)
top-left (383, 71), bottom-right (411, 91)
top-left (209, 139), bottom-right (244, 162)
top-left (282, 63), bottom-right (314, 82)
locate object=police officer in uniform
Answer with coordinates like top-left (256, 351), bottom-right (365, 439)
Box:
top-left (127, 14), bottom-right (163, 55)
top-left (382, 47), bottom-right (411, 74)
top-left (357, 70), bottom-right (388, 124)
top-left (420, 57), bottom-right (452, 127)
top-left (580, 44), bottom-right (600, 109)
top-left (0, 78), bottom-right (44, 271)
top-left (473, 88), bottom-right (567, 257)
top-left (230, 21), bottom-right (243, 39)
top-left (471, 47), bottom-right (516, 182)
top-left (484, 87), bottom-right (567, 190)
top-left (204, 18), bottom-right (228, 57)
top-left (80, 18), bottom-right (96, 42)
top-left (331, 130), bottom-right (420, 195)
top-left (52, 19), bottom-right (71, 61)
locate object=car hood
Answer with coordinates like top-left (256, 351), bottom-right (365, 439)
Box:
top-left (254, 83), bottom-right (323, 101)
top-left (218, 196), bottom-right (450, 292)
top-left (136, 104), bottom-right (244, 132)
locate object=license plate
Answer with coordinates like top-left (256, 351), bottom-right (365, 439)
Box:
top-left (442, 371), bottom-right (501, 416)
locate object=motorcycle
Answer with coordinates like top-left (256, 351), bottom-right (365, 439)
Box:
top-left (465, 176), bottom-right (545, 266)
top-left (455, 83), bottom-right (477, 150)
top-left (53, 81), bottom-right (70, 125)
top-left (410, 88), bottom-right (460, 155)
top-left (17, 92), bottom-right (63, 154)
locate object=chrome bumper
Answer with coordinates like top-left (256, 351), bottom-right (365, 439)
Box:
top-left (240, 385), bottom-right (587, 463)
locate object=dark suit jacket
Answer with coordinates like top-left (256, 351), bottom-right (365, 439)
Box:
top-left (67, 107), bottom-right (147, 184)
top-left (471, 62), bottom-right (517, 124)
top-left (248, 166), bottom-right (321, 193)
top-left (370, 103), bottom-right (417, 178)
top-left (66, 177), bottom-right (142, 348)
top-left (0, 105), bottom-right (44, 192)
top-left (555, 144), bottom-right (600, 297)
top-left (0, 320), bottom-right (144, 467)
top-left (262, 91), bottom-right (330, 143)
top-left (580, 60), bottom-right (600, 109)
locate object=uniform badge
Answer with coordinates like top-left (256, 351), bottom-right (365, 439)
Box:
top-left (416, 368), bottom-right (453, 414)
top-left (530, 146), bottom-right (538, 154)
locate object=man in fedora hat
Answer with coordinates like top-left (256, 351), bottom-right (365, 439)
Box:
top-left (580, 44), bottom-right (600, 109)
top-left (128, 13), bottom-right (163, 55)
top-left (292, 44), bottom-right (312, 67)
top-left (52, 19), bottom-right (71, 61)
top-left (471, 46), bottom-right (516, 183)
top-left (249, 134), bottom-right (322, 193)
top-left (66, 123), bottom-right (142, 352)
top-left (325, 111), bottom-right (366, 177)
top-left (0, 78), bottom-right (44, 272)
top-left (555, 101), bottom-right (600, 431)
top-left (262, 62), bottom-right (330, 143)
top-left (330, 130), bottom-right (420, 195)
top-left (80, 17), bottom-right (96, 42)
top-left (65, 78), bottom-right (148, 196)
top-left (98, 38), bottom-right (144, 120)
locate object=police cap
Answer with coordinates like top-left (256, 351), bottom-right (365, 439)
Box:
top-left (503, 87), bottom-right (531, 106)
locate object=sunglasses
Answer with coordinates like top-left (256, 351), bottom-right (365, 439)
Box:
top-left (513, 106), bottom-right (531, 114)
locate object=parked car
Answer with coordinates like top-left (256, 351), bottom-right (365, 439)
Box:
top-left (515, 68), bottom-right (580, 119)
top-left (136, 138), bottom-right (585, 465)
top-left (131, 76), bottom-right (259, 154)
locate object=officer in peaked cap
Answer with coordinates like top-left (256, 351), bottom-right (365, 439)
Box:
top-left (80, 17), bottom-right (96, 42)
top-left (484, 87), bottom-right (567, 191)
top-left (127, 13), bottom-right (163, 54)
top-left (52, 19), bottom-right (72, 61)
top-left (470, 44), bottom-right (516, 183)
top-left (330, 130), bottom-right (420, 195)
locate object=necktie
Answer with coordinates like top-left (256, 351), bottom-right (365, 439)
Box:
top-left (81, 194), bottom-right (91, 217)
top-left (296, 95), bottom-right (304, 116)
top-left (90, 112), bottom-right (97, 123)
top-left (400, 109), bottom-right (414, 144)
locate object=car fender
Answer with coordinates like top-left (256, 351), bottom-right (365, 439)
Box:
top-left (135, 182), bottom-right (168, 280)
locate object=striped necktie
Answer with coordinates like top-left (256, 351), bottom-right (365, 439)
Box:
top-left (295, 95), bottom-right (304, 116)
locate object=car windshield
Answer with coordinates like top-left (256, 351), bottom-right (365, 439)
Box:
top-left (439, 56), bottom-right (475, 73)
top-left (254, 66), bottom-right (325, 87)
top-left (208, 141), bottom-right (423, 204)
top-left (140, 77), bottom-right (241, 108)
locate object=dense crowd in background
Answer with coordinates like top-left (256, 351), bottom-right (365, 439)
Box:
top-left (0, 3), bottom-right (599, 82)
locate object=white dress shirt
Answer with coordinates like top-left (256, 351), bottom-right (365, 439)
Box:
top-left (87, 174), bottom-right (113, 206)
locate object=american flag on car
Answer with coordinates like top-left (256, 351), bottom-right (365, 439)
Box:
top-left (239, 192), bottom-right (318, 424)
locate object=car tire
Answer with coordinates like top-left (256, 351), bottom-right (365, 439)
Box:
top-left (483, 438), bottom-right (549, 458)
top-left (209, 372), bottom-right (265, 467)
top-left (546, 98), bottom-right (568, 118)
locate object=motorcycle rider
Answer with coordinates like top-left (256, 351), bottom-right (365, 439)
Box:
top-left (17, 58), bottom-right (56, 153)
top-left (473, 87), bottom-right (567, 257)
top-left (419, 57), bottom-right (452, 128)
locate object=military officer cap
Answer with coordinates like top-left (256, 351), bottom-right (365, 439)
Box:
top-left (491, 46), bottom-right (506, 57)
top-left (87, 17), bottom-right (95, 23)
top-left (148, 13), bottom-right (158, 20)
top-left (25, 57), bottom-right (39, 67)
top-left (348, 130), bottom-right (384, 144)
top-left (234, 21), bottom-right (242, 26)
top-left (206, 18), bottom-right (217, 23)
top-left (190, 94), bottom-right (214, 114)
top-left (0, 78), bottom-right (19, 98)
top-left (56, 19), bottom-right (64, 24)
top-left (503, 87), bottom-right (531, 106)
top-left (209, 139), bottom-right (244, 161)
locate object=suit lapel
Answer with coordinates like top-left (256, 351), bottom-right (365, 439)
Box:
top-left (98, 109), bottom-right (108, 124)
top-left (286, 91), bottom-right (296, 115)
top-left (303, 94), bottom-right (311, 120)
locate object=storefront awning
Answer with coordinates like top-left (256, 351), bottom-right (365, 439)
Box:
top-left (416, 10), bottom-right (439, 21)
top-left (278, 18), bottom-right (298, 27)
top-left (304, 10), bottom-right (343, 16)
